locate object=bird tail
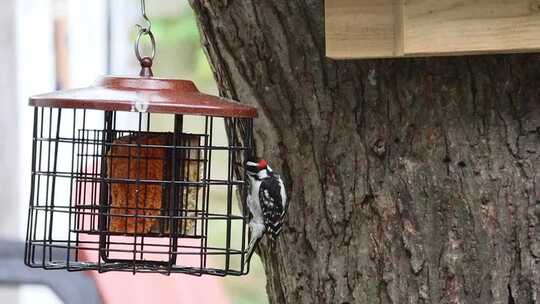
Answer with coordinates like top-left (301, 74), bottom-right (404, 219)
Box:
top-left (244, 236), bottom-right (261, 267)
top-left (268, 224), bottom-right (282, 239)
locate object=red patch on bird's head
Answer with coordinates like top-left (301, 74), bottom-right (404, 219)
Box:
top-left (258, 159), bottom-right (268, 169)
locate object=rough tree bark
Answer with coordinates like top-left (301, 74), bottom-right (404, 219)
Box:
top-left (189, 1), bottom-right (540, 303)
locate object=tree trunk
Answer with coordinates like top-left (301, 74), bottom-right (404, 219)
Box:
top-left (189, 1), bottom-right (540, 303)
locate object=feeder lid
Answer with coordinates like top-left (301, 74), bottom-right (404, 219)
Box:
top-left (29, 76), bottom-right (258, 118)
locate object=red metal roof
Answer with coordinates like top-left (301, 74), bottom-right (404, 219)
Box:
top-left (29, 76), bottom-right (258, 118)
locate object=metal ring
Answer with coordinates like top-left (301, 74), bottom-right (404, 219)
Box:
top-left (135, 29), bottom-right (156, 62)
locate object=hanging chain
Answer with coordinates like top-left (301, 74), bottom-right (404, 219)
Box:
top-left (134, 0), bottom-right (156, 65)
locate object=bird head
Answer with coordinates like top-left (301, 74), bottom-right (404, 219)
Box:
top-left (246, 159), bottom-right (269, 179)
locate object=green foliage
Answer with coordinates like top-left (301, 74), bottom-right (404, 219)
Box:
top-left (148, 9), bottom-right (215, 92)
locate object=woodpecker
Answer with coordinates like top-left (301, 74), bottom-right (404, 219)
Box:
top-left (245, 159), bottom-right (287, 265)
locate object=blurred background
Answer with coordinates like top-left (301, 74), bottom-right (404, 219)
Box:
top-left (0, 0), bottom-right (267, 303)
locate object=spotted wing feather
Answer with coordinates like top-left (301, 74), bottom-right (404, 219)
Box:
top-left (259, 175), bottom-right (285, 237)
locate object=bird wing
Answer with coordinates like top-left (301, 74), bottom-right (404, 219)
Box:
top-left (259, 176), bottom-right (285, 236)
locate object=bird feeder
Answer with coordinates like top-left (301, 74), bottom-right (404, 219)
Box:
top-left (24, 3), bottom-right (257, 276)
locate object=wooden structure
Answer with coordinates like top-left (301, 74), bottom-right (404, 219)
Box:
top-left (326, 0), bottom-right (540, 59)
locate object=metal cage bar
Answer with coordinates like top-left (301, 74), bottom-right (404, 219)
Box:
top-left (25, 108), bottom-right (254, 276)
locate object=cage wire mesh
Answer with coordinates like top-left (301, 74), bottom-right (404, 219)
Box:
top-left (25, 107), bottom-right (255, 276)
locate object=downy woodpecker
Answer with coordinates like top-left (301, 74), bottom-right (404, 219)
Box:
top-left (245, 159), bottom-right (287, 264)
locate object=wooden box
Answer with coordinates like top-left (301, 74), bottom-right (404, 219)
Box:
top-left (326, 0), bottom-right (540, 59)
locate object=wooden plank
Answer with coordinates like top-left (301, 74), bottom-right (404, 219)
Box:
top-left (325, 0), bottom-right (540, 58)
top-left (403, 0), bottom-right (540, 56)
top-left (325, 0), bottom-right (403, 59)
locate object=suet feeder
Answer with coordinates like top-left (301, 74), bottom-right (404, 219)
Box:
top-left (24, 1), bottom-right (257, 276)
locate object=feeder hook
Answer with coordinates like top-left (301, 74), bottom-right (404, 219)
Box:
top-left (134, 0), bottom-right (156, 77)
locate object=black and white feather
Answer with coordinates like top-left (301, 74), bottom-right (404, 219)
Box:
top-left (259, 173), bottom-right (286, 237)
top-left (245, 159), bottom-right (287, 265)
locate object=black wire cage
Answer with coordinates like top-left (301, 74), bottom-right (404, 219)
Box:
top-left (24, 76), bottom-right (258, 276)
